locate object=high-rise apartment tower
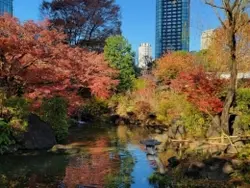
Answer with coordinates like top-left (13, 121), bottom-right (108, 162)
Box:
top-left (0, 0), bottom-right (13, 16)
top-left (201, 29), bottom-right (215, 50)
top-left (138, 43), bottom-right (153, 68)
top-left (155, 0), bottom-right (190, 58)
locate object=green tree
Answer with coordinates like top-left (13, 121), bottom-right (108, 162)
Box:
top-left (104, 35), bottom-right (136, 92)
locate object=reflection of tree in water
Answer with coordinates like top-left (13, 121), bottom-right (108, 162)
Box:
top-left (0, 127), bottom-right (136, 188)
top-left (63, 137), bottom-right (120, 188)
top-left (0, 153), bottom-right (69, 188)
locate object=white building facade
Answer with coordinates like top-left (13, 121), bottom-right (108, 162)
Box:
top-left (201, 29), bottom-right (215, 50)
top-left (138, 43), bottom-right (152, 68)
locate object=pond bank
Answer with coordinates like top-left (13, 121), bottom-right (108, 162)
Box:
top-left (1, 123), bottom-right (250, 187)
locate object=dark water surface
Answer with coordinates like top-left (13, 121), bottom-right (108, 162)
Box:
top-left (0, 125), bottom-right (156, 188)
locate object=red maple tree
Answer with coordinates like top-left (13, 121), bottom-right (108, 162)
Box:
top-left (0, 15), bottom-right (118, 113)
top-left (171, 68), bottom-right (225, 114)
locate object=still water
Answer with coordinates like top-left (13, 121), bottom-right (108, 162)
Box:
top-left (0, 125), bottom-right (157, 188)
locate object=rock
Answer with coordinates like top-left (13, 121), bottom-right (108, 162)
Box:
top-left (226, 141), bottom-right (244, 154)
top-left (192, 161), bottom-right (205, 168)
top-left (154, 134), bottom-right (168, 152)
top-left (22, 114), bottom-right (56, 150)
top-left (202, 158), bottom-right (230, 180)
top-left (206, 115), bottom-right (221, 138)
top-left (155, 129), bottom-right (162, 134)
top-left (206, 126), bottom-right (221, 138)
top-left (148, 113), bottom-right (157, 119)
top-left (175, 132), bottom-right (183, 140)
top-left (186, 162), bottom-right (204, 179)
top-left (167, 124), bottom-right (186, 139)
top-left (50, 144), bottom-right (82, 154)
top-left (178, 125), bottom-right (186, 135)
top-left (2, 144), bottom-right (20, 154)
top-left (222, 162), bottom-right (234, 174)
top-left (189, 141), bottom-right (200, 150)
top-left (168, 156), bottom-right (180, 168)
top-left (231, 159), bottom-right (243, 168)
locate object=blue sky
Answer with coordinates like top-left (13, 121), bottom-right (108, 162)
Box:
top-left (14, 0), bottom-right (221, 57)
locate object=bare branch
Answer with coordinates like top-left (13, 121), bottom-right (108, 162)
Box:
top-left (204, 0), bottom-right (226, 10)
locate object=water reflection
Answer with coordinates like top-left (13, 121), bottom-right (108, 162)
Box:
top-left (0, 125), bottom-right (157, 188)
top-left (0, 152), bottom-right (69, 187)
top-left (63, 137), bottom-right (119, 188)
top-left (127, 144), bottom-right (154, 188)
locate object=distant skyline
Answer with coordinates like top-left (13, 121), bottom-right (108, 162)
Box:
top-left (13, 0), bottom-right (221, 57)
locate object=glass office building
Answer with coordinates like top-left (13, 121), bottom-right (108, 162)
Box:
top-left (156, 0), bottom-right (190, 58)
top-left (0, 0), bottom-right (13, 16)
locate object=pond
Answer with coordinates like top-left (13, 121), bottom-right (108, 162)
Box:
top-left (0, 125), bottom-right (158, 188)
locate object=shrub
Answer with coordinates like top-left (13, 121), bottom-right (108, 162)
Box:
top-left (110, 94), bottom-right (135, 117)
top-left (134, 101), bottom-right (152, 120)
top-left (0, 119), bottom-right (14, 154)
top-left (233, 88), bottom-right (250, 133)
top-left (4, 96), bottom-right (29, 132)
top-left (132, 78), bottom-right (147, 91)
top-left (81, 98), bottom-right (109, 120)
top-left (42, 96), bottom-right (69, 142)
top-left (156, 92), bottom-right (208, 137)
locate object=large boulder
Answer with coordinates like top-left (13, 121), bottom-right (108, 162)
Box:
top-left (22, 114), bottom-right (56, 150)
top-left (186, 158), bottom-right (232, 181)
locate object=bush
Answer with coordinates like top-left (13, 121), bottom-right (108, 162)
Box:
top-left (132, 78), bottom-right (147, 91)
top-left (156, 92), bottom-right (208, 137)
top-left (110, 94), bottom-right (135, 117)
top-left (4, 96), bottom-right (29, 132)
top-left (81, 98), bottom-right (109, 120)
top-left (233, 88), bottom-right (250, 133)
top-left (42, 96), bottom-right (69, 142)
top-left (0, 119), bottom-right (14, 154)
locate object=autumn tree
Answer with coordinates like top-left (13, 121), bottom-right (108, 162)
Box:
top-left (204, 0), bottom-right (250, 134)
top-left (0, 15), bottom-right (118, 113)
top-left (205, 15), bottom-right (250, 72)
top-left (154, 51), bottom-right (197, 84)
top-left (104, 35), bottom-right (136, 92)
top-left (171, 68), bottom-right (225, 115)
top-left (40, 0), bottom-right (121, 52)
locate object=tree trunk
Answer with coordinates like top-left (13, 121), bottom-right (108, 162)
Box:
top-left (220, 23), bottom-right (237, 135)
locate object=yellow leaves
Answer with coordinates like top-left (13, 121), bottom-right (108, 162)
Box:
top-left (207, 18), bottom-right (250, 72)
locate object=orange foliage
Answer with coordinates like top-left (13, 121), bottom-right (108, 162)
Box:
top-left (154, 52), bottom-right (196, 83)
top-left (0, 15), bottom-right (118, 113)
top-left (207, 16), bottom-right (250, 72)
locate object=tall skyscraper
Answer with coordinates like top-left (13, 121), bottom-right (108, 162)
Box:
top-left (201, 29), bottom-right (215, 50)
top-left (138, 43), bottom-right (153, 68)
top-left (156, 0), bottom-right (190, 58)
top-left (0, 0), bottom-right (13, 16)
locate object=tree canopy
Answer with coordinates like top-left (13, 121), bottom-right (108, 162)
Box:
top-left (40, 0), bottom-right (121, 52)
top-left (0, 15), bottom-right (118, 113)
top-left (104, 35), bottom-right (136, 92)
